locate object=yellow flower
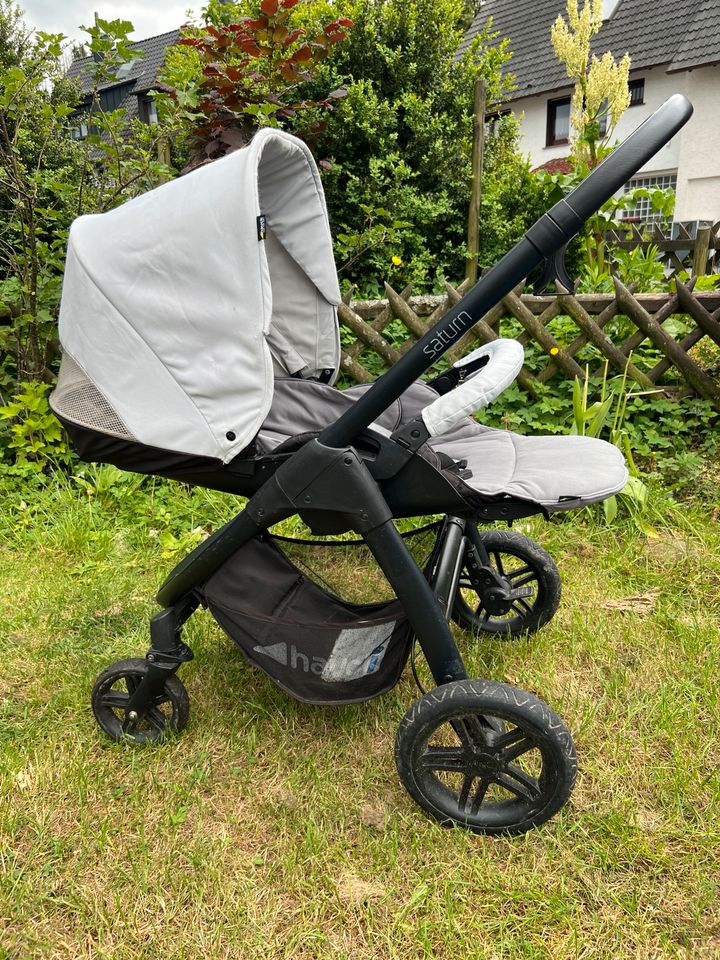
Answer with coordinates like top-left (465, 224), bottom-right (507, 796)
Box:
top-left (549, 346), bottom-right (560, 356)
top-left (391, 255), bottom-right (402, 266)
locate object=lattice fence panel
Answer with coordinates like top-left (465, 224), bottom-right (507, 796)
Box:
top-left (339, 281), bottom-right (720, 411)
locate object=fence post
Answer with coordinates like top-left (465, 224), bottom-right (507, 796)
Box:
top-left (465, 78), bottom-right (486, 286)
top-left (692, 225), bottom-right (712, 277)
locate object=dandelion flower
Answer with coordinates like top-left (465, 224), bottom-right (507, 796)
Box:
top-left (392, 255), bottom-right (402, 266)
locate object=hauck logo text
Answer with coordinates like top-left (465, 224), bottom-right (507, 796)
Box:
top-left (253, 642), bottom-right (327, 675)
top-left (252, 640), bottom-right (388, 680)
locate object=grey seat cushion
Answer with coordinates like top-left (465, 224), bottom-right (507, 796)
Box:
top-left (257, 379), bottom-right (628, 511)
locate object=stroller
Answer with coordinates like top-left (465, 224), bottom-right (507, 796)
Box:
top-left (50, 95), bottom-right (692, 835)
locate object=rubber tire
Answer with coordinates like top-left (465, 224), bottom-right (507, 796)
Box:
top-left (91, 657), bottom-right (190, 744)
top-left (395, 679), bottom-right (577, 835)
top-left (452, 528), bottom-right (561, 638)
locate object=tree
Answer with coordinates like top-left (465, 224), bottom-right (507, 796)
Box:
top-left (0, 8), bottom-right (173, 390)
top-left (551, 0), bottom-right (630, 166)
top-left (306, 0), bottom-right (514, 293)
top-left (160, 0), bottom-right (520, 293)
top-left (160, 0), bottom-right (352, 167)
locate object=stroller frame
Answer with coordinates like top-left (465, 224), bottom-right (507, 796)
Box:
top-left (89, 96), bottom-right (692, 835)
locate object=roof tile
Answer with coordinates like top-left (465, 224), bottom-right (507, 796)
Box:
top-left (66, 29), bottom-right (180, 95)
top-left (461, 0), bottom-right (710, 102)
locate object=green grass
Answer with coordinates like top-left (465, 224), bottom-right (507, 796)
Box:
top-left (0, 471), bottom-right (719, 959)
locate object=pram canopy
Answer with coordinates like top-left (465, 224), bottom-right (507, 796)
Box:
top-left (53, 129), bottom-right (341, 462)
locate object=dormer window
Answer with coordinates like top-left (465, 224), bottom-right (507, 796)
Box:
top-left (602, 0), bottom-right (621, 18)
top-left (139, 95), bottom-right (158, 124)
top-left (70, 120), bottom-right (88, 140)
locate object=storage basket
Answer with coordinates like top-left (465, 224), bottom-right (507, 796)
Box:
top-left (203, 535), bottom-right (415, 704)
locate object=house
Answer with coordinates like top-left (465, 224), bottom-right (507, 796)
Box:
top-left (66, 29), bottom-right (179, 138)
top-left (461, 0), bottom-right (720, 225)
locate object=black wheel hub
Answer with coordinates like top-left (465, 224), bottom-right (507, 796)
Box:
top-left (482, 583), bottom-right (514, 615)
top-left (466, 747), bottom-right (503, 776)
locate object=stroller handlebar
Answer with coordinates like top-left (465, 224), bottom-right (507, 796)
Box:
top-left (525, 94), bottom-right (693, 257)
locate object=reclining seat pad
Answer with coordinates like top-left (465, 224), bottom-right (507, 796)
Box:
top-left (257, 379), bottom-right (628, 510)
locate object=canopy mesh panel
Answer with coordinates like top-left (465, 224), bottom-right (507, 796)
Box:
top-left (52, 353), bottom-right (135, 440)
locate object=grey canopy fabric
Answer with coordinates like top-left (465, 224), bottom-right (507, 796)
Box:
top-left (258, 379), bottom-right (628, 510)
top-left (52, 129), bottom-right (340, 462)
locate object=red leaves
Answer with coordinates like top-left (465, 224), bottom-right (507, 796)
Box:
top-left (283, 28), bottom-right (304, 47)
top-left (291, 45), bottom-right (313, 63)
top-left (172, 0), bottom-right (353, 168)
top-left (240, 17), bottom-right (268, 30)
top-left (239, 38), bottom-right (262, 56)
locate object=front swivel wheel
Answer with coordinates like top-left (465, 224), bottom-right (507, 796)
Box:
top-left (453, 529), bottom-right (561, 637)
top-left (395, 679), bottom-right (576, 835)
top-left (91, 658), bottom-right (189, 744)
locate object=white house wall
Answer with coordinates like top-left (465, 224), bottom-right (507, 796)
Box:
top-left (510, 67), bottom-right (720, 223)
top-left (674, 66), bottom-right (720, 223)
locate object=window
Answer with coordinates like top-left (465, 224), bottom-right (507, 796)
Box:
top-left (622, 171), bottom-right (677, 223)
top-left (139, 96), bottom-right (158, 124)
top-left (70, 120), bottom-right (88, 140)
top-left (115, 59), bottom-right (134, 79)
top-left (629, 78), bottom-right (645, 106)
top-left (547, 97), bottom-right (571, 146)
top-left (484, 109), bottom-right (511, 136)
top-left (602, 0), bottom-right (620, 18)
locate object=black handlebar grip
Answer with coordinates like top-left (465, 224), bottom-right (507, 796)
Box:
top-left (526, 94), bottom-right (693, 257)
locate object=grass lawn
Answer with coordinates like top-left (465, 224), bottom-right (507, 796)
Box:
top-left (0, 473), bottom-right (718, 959)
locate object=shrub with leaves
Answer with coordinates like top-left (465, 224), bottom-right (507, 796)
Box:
top-left (0, 380), bottom-right (72, 472)
top-left (305, 0), bottom-right (515, 293)
top-left (164, 0), bottom-right (352, 166)
top-left (161, 0), bottom-right (522, 294)
top-left (551, 0), bottom-right (630, 166)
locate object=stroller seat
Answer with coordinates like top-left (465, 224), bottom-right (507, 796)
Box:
top-left (257, 378), bottom-right (628, 511)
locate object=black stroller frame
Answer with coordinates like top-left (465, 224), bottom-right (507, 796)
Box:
top-left (86, 96), bottom-right (692, 835)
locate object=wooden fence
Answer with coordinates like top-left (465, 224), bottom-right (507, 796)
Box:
top-left (605, 221), bottom-right (719, 277)
top-left (338, 279), bottom-right (720, 411)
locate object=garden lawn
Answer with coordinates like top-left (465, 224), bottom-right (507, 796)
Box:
top-left (0, 474), bottom-right (718, 960)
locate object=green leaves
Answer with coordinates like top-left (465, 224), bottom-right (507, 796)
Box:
top-left (0, 381), bottom-right (72, 471)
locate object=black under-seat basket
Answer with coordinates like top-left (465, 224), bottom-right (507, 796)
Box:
top-left (202, 534), bottom-right (418, 705)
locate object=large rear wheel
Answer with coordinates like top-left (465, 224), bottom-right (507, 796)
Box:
top-left (395, 679), bottom-right (576, 835)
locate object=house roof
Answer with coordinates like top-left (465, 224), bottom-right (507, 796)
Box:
top-left (66, 28), bottom-right (180, 96)
top-left (460, 0), bottom-right (718, 102)
top-left (667, 0), bottom-right (720, 72)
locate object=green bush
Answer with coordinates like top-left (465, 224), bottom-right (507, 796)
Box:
top-left (306, 0), bottom-right (514, 293)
